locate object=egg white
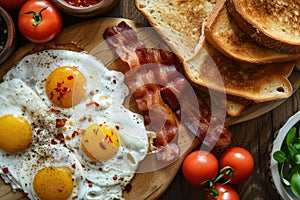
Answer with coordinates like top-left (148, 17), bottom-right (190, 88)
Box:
top-left (3, 50), bottom-right (129, 117)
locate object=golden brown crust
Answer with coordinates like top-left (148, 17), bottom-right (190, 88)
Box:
top-left (205, 0), bottom-right (300, 64)
top-left (184, 41), bottom-right (295, 102)
top-left (227, 0), bottom-right (300, 53)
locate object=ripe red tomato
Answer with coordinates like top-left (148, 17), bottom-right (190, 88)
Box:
top-left (205, 183), bottom-right (240, 200)
top-left (220, 147), bottom-right (254, 184)
top-left (182, 150), bottom-right (218, 187)
top-left (18, 0), bottom-right (62, 43)
top-left (0, 0), bottom-right (27, 10)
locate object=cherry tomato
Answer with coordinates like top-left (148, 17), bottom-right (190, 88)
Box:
top-left (220, 147), bottom-right (254, 184)
top-left (0, 0), bottom-right (27, 10)
top-left (205, 183), bottom-right (240, 200)
top-left (18, 0), bottom-right (62, 43)
top-left (182, 150), bottom-right (218, 187)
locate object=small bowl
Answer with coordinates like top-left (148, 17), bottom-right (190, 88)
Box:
top-left (270, 111), bottom-right (300, 200)
top-left (0, 6), bottom-right (16, 64)
top-left (51, 0), bottom-right (119, 18)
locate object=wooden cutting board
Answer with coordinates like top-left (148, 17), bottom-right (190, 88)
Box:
top-left (0, 17), bottom-right (299, 200)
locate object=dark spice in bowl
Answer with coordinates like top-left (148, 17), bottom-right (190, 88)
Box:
top-left (0, 15), bottom-right (8, 53)
top-left (0, 6), bottom-right (16, 64)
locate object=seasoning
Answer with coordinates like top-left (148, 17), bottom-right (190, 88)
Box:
top-left (64, 0), bottom-right (103, 7)
top-left (0, 15), bottom-right (8, 53)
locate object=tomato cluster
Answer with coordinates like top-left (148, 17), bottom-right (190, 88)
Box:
top-left (182, 147), bottom-right (254, 200)
top-left (0, 0), bottom-right (62, 43)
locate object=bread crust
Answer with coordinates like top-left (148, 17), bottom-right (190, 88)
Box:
top-left (184, 41), bottom-right (295, 102)
top-left (227, 0), bottom-right (300, 53)
top-left (205, 0), bottom-right (300, 64)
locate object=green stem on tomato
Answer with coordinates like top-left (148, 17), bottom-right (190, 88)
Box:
top-left (204, 166), bottom-right (235, 198)
top-left (23, 6), bottom-right (49, 26)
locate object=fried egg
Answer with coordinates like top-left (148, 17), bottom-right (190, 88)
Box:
top-left (63, 86), bottom-right (148, 199)
top-left (0, 79), bottom-right (57, 190)
top-left (4, 49), bottom-right (129, 117)
top-left (19, 145), bottom-right (87, 200)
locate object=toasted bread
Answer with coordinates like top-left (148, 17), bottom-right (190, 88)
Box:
top-left (227, 0), bottom-right (300, 54)
top-left (135, 0), bottom-right (296, 116)
top-left (184, 40), bottom-right (295, 102)
top-left (205, 0), bottom-right (300, 64)
top-left (134, 0), bottom-right (217, 61)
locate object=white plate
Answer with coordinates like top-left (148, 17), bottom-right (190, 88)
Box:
top-left (270, 111), bottom-right (300, 200)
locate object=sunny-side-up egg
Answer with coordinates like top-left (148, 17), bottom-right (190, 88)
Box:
top-left (19, 145), bottom-right (87, 200)
top-left (0, 79), bottom-right (57, 191)
top-left (63, 102), bottom-right (149, 200)
top-left (3, 49), bottom-right (129, 117)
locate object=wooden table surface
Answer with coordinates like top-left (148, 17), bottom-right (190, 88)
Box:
top-left (8, 0), bottom-right (300, 199)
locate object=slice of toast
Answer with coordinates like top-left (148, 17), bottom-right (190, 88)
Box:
top-left (134, 0), bottom-right (217, 61)
top-left (227, 0), bottom-right (300, 54)
top-left (184, 40), bottom-right (295, 102)
top-left (205, 0), bottom-right (300, 64)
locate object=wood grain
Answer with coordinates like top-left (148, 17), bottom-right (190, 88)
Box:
top-left (1, 0), bottom-right (300, 199)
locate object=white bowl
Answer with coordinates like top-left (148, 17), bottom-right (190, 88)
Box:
top-left (270, 111), bottom-right (300, 199)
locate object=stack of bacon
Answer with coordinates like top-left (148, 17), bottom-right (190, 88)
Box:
top-left (103, 21), bottom-right (233, 163)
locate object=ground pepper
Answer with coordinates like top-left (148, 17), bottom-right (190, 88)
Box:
top-left (64, 0), bottom-right (103, 7)
top-left (0, 15), bottom-right (8, 53)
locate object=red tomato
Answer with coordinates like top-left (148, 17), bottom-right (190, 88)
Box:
top-left (18, 0), bottom-right (62, 43)
top-left (220, 147), bottom-right (254, 184)
top-left (205, 183), bottom-right (240, 200)
top-left (182, 150), bottom-right (218, 187)
top-left (0, 0), bottom-right (27, 10)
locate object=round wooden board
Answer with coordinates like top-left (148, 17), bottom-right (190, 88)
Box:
top-left (0, 17), bottom-right (299, 200)
top-left (0, 17), bottom-right (200, 200)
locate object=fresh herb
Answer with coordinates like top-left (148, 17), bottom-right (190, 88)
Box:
top-left (273, 121), bottom-right (300, 197)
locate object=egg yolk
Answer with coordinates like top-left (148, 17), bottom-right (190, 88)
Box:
top-left (33, 167), bottom-right (74, 200)
top-left (46, 66), bottom-right (86, 108)
top-left (0, 114), bottom-right (32, 153)
top-left (81, 124), bottom-right (120, 161)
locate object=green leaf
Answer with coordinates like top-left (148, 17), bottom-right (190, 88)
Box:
top-left (287, 127), bottom-right (298, 158)
top-left (273, 151), bottom-right (287, 163)
top-left (291, 172), bottom-right (300, 197)
top-left (279, 163), bottom-right (291, 187)
top-left (294, 139), bottom-right (300, 150)
top-left (294, 154), bottom-right (300, 165)
top-left (287, 127), bottom-right (297, 147)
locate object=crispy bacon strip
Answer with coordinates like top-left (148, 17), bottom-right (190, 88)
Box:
top-left (160, 81), bottom-right (233, 152)
top-left (103, 21), bottom-right (233, 161)
top-left (104, 21), bottom-right (180, 162)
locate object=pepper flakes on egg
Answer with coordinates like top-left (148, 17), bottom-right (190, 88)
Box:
top-left (56, 118), bottom-right (67, 128)
top-left (2, 167), bottom-right (9, 174)
top-left (81, 124), bottom-right (120, 161)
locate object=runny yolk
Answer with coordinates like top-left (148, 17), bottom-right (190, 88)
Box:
top-left (81, 124), bottom-right (120, 161)
top-left (46, 66), bottom-right (86, 108)
top-left (33, 167), bottom-right (74, 200)
top-left (0, 114), bottom-right (32, 153)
